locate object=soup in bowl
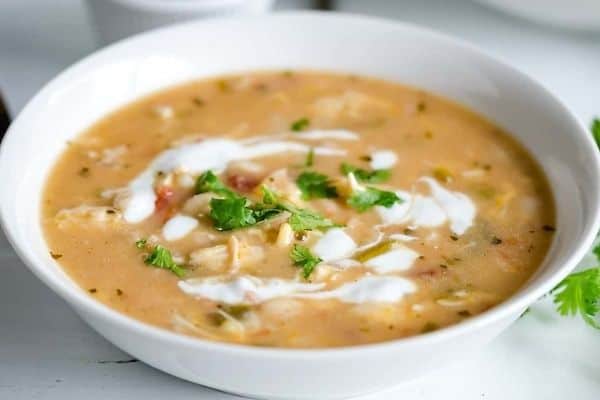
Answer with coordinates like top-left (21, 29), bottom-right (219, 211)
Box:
top-left (1, 13), bottom-right (599, 399)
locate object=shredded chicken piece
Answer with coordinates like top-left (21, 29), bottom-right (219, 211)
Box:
top-left (153, 105), bottom-right (174, 120)
top-left (189, 245), bottom-right (229, 272)
top-left (261, 298), bottom-right (304, 319)
top-left (182, 193), bottom-right (214, 216)
top-left (311, 90), bottom-right (393, 123)
top-left (98, 145), bottom-right (127, 166)
top-left (259, 169), bottom-right (303, 205)
top-left (229, 235), bottom-right (241, 273)
top-left (275, 223), bottom-right (294, 247)
top-left (172, 314), bottom-right (220, 340)
top-left (169, 134), bottom-right (205, 147)
top-left (55, 205), bottom-right (121, 229)
top-left (310, 264), bottom-right (336, 282)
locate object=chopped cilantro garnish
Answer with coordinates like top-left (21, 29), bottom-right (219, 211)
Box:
top-left (594, 243), bottom-right (600, 263)
top-left (209, 196), bottom-right (278, 231)
top-left (261, 185), bottom-right (279, 205)
top-left (296, 171), bottom-right (338, 200)
top-left (206, 185), bottom-right (281, 231)
top-left (287, 206), bottom-right (338, 231)
top-left (340, 163), bottom-right (390, 183)
top-left (553, 267), bottom-right (600, 329)
top-left (261, 185), bottom-right (339, 232)
top-left (195, 170), bottom-right (235, 197)
top-left (290, 244), bottom-right (322, 279)
top-left (291, 117), bottom-right (310, 132)
top-left (347, 187), bottom-right (401, 212)
top-left (135, 238), bottom-right (147, 249)
top-left (550, 118), bottom-right (600, 329)
top-left (144, 245), bottom-right (186, 277)
top-left (305, 148), bottom-right (315, 167)
top-left (592, 118), bottom-right (600, 150)
top-left (209, 197), bottom-right (256, 231)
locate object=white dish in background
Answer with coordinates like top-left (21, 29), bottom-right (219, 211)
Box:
top-left (1, 12), bottom-right (599, 400)
top-left (85, 0), bottom-right (275, 46)
top-left (474, 0), bottom-right (600, 30)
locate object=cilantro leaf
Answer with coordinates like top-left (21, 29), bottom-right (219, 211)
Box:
top-left (261, 185), bottom-right (340, 232)
top-left (144, 245), bottom-right (186, 277)
top-left (261, 185), bottom-right (279, 205)
top-left (250, 204), bottom-right (282, 222)
top-left (553, 268), bottom-right (600, 329)
top-left (340, 163), bottom-right (391, 183)
top-left (208, 191), bottom-right (281, 231)
top-left (290, 244), bottom-right (322, 279)
top-left (347, 187), bottom-right (401, 212)
top-left (305, 148), bottom-right (315, 167)
top-left (592, 118), bottom-right (600, 150)
top-left (287, 207), bottom-right (338, 231)
top-left (593, 244), bottom-right (600, 263)
top-left (195, 170), bottom-right (236, 198)
top-left (291, 117), bottom-right (310, 132)
top-left (209, 196), bottom-right (257, 231)
top-left (296, 171), bottom-right (338, 200)
top-left (135, 238), bottom-right (147, 249)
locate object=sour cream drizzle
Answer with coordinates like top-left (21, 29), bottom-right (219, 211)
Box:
top-left (241, 129), bottom-right (359, 144)
top-left (376, 178), bottom-right (476, 235)
top-left (178, 275), bottom-right (416, 305)
top-left (116, 137), bottom-right (347, 223)
top-left (178, 276), bottom-right (324, 304)
top-left (369, 150), bottom-right (397, 169)
top-left (162, 214), bottom-right (198, 241)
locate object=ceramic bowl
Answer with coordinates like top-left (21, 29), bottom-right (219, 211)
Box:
top-left (86, 0), bottom-right (275, 45)
top-left (1, 12), bottom-right (599, 400)
top-left (474, 0), bottom-right (600, 30)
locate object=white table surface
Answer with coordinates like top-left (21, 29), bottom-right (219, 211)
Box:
top-left (2, 1), bottom-right (600, 399)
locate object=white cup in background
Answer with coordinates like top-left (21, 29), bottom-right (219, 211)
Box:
top-left (86, 0), bottom-right (276, 46)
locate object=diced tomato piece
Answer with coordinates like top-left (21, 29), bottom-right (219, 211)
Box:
top-left (155, 186), bottom-right (175, 212)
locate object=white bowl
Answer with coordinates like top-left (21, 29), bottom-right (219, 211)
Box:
top-left (473, 0), bottom-right (600, 30)
top-left (86, 0), bottom-right (276, 45)
top-left (1, 12), bottom-right (599, 400)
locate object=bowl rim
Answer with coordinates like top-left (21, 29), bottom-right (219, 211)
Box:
top-left (2, 10), bottom-right (600, 358)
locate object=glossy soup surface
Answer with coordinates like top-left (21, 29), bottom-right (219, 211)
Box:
top-left (42, 71), bottom-right (555, 348)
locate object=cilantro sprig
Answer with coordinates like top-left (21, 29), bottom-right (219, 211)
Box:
top-left (553, 266), bottom-right (600, 329)
top-left (195, 170), bottom-right (236, 198)
top-left (143, 244), bottom-right (186, 277)
top-left (550, 118), bottom-right (600, 329)
top-left (290, 244), bottom-right (322, 279)
top-left (296, 171), bottom-right (338, 200)
top-left (592, 118), bottom-right (600, 150)
top-left (347, 187), bottom-right (402, 212)
top-left (291, 117), bottom-right (310, 132)
top-left (340, 163), bottom-right (391, 184)
top-left (304, 148), bottom-right (315, 167)
top-left (194, 171), bottom-right (281, 231)
top-left (262, 186), bottom-right (339, 232)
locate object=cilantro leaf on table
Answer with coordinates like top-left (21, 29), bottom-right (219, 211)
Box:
top-left (592, 118), bottom-right (600, 150)
top-left (553, 267), bottom-right (600, 329)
